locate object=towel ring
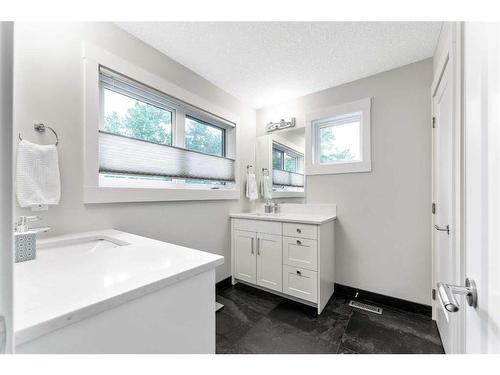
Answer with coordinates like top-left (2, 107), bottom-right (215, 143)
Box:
top-left (18, 123), bottom-right (59, 146)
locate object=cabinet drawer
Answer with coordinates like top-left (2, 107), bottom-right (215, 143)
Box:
top-left (232, 219), bottom-right (282, 235)
top-left (283, 237), bottom-right (318, 271)
top-left (282, 265), bottom-right (317, 303)
top-left (283, 222), bottom-right (317, 239)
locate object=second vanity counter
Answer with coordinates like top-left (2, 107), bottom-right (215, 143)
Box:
top-left (230, 204), bottom-right (337, 314)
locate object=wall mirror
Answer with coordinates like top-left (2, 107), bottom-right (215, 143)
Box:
top-left (255, 127), bottom-right (305, 198)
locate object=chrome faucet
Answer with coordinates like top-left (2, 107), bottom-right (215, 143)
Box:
top-left (15, 216), bottom-right (51, 233)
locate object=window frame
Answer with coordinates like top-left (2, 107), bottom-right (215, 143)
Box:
top-left (272, 142), bottom-right (303, 174)
top-left (305, 98), bottom-right (371, 175)
top-left (83, 42), bottom-right (240, 203)
top-left (100, 85), bottom-right (176, 147)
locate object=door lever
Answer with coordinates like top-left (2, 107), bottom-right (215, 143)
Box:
top-left (434, 224), bottom-right (450, 235)
top-left (437, 278), bottom-right (478, 312)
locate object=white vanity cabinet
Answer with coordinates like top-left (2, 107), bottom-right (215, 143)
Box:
top-left (231, 212), bottom-right (336, 314)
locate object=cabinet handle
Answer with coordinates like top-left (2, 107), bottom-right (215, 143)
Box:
top-left (296, 270), bottom-right (302, 276)
top-left (296, 228), bottom-right (301, 234)
top-left (257, 237), bottom-right (260, 255)
top-left (296, 240), bottom-right (302, 245)
top-left (251, 237), bottom-right (254, 254)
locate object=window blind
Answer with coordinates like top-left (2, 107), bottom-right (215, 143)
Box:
top-left (99, 131), bottom-right (235, 182)
top-left (272, 169), bottom-right (305, 187)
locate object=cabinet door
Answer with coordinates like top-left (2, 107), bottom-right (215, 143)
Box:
top-left (256, 233), bottom-right (283, 292)
top-left (233, 230), bottom-right (257, 284)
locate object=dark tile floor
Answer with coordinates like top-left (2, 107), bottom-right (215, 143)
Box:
top-left (216, 283), bottom-right (444, 354)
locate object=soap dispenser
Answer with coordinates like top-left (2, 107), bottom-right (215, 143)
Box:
top-left (13, 216), bottom-right (40, 263)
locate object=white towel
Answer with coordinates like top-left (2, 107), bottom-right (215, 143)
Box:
top-left (16, 140), bottom-right (61, 208)
top-left (246, 172), bottom-right (258, 201)
top-left (261, 174), bottom-right (272, 200)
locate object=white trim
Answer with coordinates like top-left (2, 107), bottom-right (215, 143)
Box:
top-left (82, 42), bottom-right (241, 203)
top-left (305, 98), bottom-right (372, 175)
top-left (430, 22), bottom-right (465, 354)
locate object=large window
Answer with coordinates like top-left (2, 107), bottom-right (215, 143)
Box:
top-left (185, 116), bottom-right (225, 157)
top-left (306, 98), bottom-right (371, 175)
top-left (98, 67), bottom-right (236, 191)
top-left (103, 88), bottom-right (173, 146)
top-left (272, 142), bottom-right (304, 190)
top-left (272, 146), bottom-right (301, 173)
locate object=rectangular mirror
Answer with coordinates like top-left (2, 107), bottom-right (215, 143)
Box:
top-left (256, 128), bottom-right (305, 198)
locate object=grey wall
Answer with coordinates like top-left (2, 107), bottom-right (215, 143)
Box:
top-left (13, 23), bottom-right (256, 282)
top-left (257, 60), bottom-right (433, 305)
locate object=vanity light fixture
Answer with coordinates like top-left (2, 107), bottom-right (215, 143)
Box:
top-left (266, 117), bottom-right (296, 133)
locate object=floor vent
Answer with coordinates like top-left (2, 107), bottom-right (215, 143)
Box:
top-left (349, 300), bottom-right (383, 315)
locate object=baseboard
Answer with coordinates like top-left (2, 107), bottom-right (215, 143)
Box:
top-left (216, 276), bottom-right (232, 292)
top-left (334, 283), bottom-right (432, 318)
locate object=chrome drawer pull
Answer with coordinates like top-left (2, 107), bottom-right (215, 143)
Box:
top-left (296, 228), bottom-right (301, 233)
top-left (296, 270), bottom-right (301, 275)
top-left (296, 240), bottom-right (302, 245)
top-left (251, 237), bottom-right (254, 254)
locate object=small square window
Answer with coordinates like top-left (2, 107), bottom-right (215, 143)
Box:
top-left (307, 98), bottom-right (371, 175)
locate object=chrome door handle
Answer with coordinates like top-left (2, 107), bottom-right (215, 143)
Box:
top-left (437, 278), bottom-right (477, 312)
top-left (0, 315), bottom-right (6, 354)
top-left (434, 224), bottom-right (450, 235)
top-left (257, 238), bottom-right (260, 255)
top-left (251, 237), bottom-right (254, 254)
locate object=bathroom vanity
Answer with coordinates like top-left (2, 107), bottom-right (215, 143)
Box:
top-left (14, 229), bottom-right (223, 354)
top-left (230, 204), bottom-right (336, 313)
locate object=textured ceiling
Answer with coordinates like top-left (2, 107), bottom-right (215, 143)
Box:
top-left (117, 22), bottom-right (442, 109)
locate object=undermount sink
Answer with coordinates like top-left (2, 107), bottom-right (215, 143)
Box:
top-left (37, 236), bottom-right (129, 255)
top-left (246, 212), bottom-right (283, 217)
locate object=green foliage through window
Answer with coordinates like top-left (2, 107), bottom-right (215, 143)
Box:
top-left (103, 88), bottom-right (172, 145)
top-left (185, 116), bottom-right (224, 157)
top-left (319, 122), bottom-right (359, 163)
top-left (272, 146), bottom-right (301, 173)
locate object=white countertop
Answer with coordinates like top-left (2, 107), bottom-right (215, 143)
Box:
top-left (15, 229), bottom-right (224, 345)
top-left (230, 211), bottom-right (337, 225)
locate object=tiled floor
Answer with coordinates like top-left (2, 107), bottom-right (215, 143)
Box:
top-left (216, 283), bottom-right (444, 354)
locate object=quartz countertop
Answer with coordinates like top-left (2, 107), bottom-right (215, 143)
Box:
top-left (230, 211), bottom-right (337, 225)
top-left (15, 229), bottom-right (224, 345)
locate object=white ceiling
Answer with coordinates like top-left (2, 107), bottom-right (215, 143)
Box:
top-left (117, 22), bottom-right (442, 109)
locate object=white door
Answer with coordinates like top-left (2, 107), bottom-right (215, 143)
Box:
top-left (0, 21), bottom-right (15, 354)
top-left (233, 230), bottom-right (257, 284)
top-left (463, 22), bottom-right (500, 353)
top-left (432, 57), bottom-right (459, 354)
top-left (256, 233), bottom-right (282, 292)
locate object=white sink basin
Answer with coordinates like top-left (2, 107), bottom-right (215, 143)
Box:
top-left (246, 212), bottom-right (283, 217)
top-left (38, 236), bottom-right (129, 255)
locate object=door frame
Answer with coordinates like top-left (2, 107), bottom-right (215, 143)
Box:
top-left (431, 22), bottom-right (465, 354)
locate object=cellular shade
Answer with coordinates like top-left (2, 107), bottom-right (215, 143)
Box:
top-left (99, 131), bottom-right (235, 182)
top-left (272, 169), bottom-right (304, 187)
